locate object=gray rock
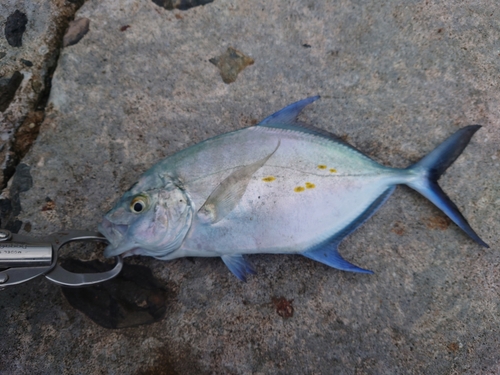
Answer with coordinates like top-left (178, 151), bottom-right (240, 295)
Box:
top-left (0, 0), bottom-right (82, 187)
top-left (1, 0), bottom-right (499, 374)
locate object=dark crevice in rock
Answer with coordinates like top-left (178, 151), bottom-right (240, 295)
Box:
top-left (35, 54), bottom-right (58, 112)
top-left (152, 0), bottom-right (214, 11)
top-left (12, 111), bottom-right (45, 161)
top-left (66, 0), bottom-right (86, 6)
top-left (35, 8), bottom-right (89, 112)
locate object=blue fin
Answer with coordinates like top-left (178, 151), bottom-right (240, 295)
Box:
top-left (258, 96), bottom-right (375, 160)
top-left (303, 243), bottom-right (373, 274)
top-left (406, 125), bottom-right (489, 248)
top-left (303, 186), bottom-right (395, 274)
top-left (221, 254), bottom-right (256, 282)
top-left (258, 96), bottom-right (320, 126)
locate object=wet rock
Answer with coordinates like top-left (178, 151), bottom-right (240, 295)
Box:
top-left (63, 18), bottom-right (90, 48)
top-left (5, 10), bottom-right (28, 47)
top-left (209, 47), bottom-right (254, 84)
top-left (61, 260), bottom-right (169, 329)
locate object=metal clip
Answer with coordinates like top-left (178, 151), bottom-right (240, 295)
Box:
top-left (0, 229), bottom-right (122, 288)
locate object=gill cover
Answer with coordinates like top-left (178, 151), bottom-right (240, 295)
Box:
top-left (101, 176), bottom-right (194, 258)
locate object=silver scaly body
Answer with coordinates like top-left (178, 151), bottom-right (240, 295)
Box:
top-left (99, 97), bottom-right (488, 281)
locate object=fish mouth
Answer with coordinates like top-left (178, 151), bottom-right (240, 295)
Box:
top-left (98, 218), bottom-right (131, 257)
top-left (99, 218), bottom-right (157, 258)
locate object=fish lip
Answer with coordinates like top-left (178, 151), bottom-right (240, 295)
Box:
top-left (103, 244), bottom-right (121, 258)
top-left (103, 243), bottom-right (140, 258)
top-left (98, 218), bottom-right (129, 251)
top-left (103, 243), bottom-right (128, 258)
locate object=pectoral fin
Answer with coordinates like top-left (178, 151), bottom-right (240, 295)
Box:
top-left (199, 142), bottom-right (279, 224)
top-left (221, 254), bottom-right (256, 282)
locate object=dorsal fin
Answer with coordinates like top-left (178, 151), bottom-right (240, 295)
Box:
top-left (258, 96), bottom-right (373, 159)
top-left (258, 96), bottom-right (320, 126)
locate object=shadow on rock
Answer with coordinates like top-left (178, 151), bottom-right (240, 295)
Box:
top-left (61, 259), bottom-right (170, 329)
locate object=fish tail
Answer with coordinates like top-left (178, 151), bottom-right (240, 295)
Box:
top-left (404, 125), bottom-right (489, 248)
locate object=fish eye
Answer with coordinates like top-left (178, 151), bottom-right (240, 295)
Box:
top-left (130, 195), bottom-right (149, 213)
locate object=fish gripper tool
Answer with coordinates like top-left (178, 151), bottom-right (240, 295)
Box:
top-left (0, 229), bottom-right (122, 288)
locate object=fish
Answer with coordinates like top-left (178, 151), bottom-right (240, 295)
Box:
top-left (99, 96), bottom-right (488, 281)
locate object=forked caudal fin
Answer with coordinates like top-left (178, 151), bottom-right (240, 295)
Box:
top-left (405, 125), bottom-right (489, 248)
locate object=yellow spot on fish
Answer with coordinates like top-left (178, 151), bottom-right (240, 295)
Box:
top-left (294, 186), bottom-right (305, 192)
top-left (262, 176), bottom-right (276, 182)
top-left (305, 182), bottom-right (315, 189)
top-left (329, 168), bottom-right (337, 173)
top-left (317, 164), bottom-right (327, 170)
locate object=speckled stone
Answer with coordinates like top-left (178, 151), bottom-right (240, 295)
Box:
top-left (0, 0), bottom-right (81, 187)
top-left (1, 0), bottom-right (499, 374)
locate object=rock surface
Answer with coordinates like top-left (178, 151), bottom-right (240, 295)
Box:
top-left (0, 0), bottom-right (82, 187)
top-left (1, 0), bottom-right (499, 373)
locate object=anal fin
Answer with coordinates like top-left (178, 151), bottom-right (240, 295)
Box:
top-left (303, 243), bottom-right (373, 274)
top-left (221, 254), bottom-right (256, 282)
top-left (302, 186), bottom-right (395, 274)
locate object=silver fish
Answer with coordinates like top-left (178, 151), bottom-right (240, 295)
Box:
top-left (99, 96), bottom-right (488, 281)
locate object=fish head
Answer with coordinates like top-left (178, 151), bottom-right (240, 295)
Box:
top-left (99, 174), bottom-right (194, 259)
